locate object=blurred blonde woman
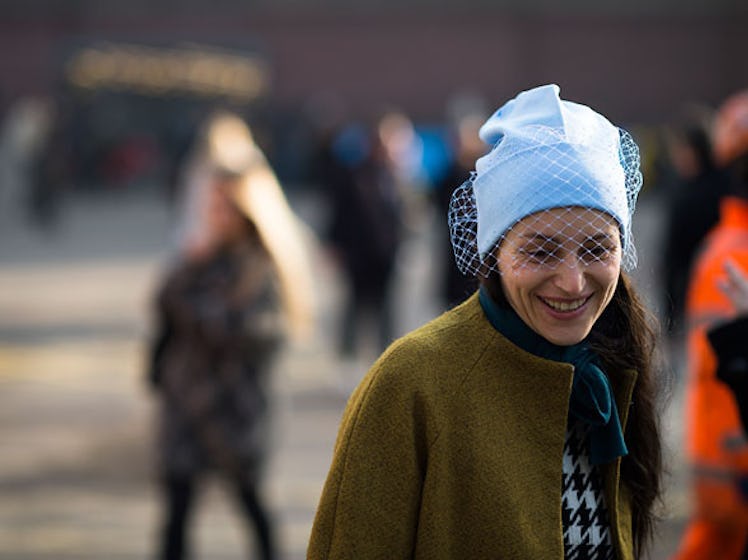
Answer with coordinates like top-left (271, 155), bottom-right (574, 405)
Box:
top-left (147, 111), bottom-right (314, 560)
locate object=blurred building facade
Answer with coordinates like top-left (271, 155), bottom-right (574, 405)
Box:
top-left (1, 0), bottom-right (746, 125)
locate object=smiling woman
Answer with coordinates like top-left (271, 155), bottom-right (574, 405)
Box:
top-left (308, 84), bottom-right (663, 560)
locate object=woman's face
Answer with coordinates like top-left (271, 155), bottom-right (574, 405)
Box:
top-left (206, 180), bottom-right (248, 246)
top-left (496, 207), bottom-right (622, 346)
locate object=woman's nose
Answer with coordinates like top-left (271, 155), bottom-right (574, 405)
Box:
top-left (553, 261), bottom-right (586, 294)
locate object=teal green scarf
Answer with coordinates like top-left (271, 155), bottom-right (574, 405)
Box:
top-left (479, 287), bottom-right (627, 465)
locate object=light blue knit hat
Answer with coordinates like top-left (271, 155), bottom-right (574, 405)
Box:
top-left (449, 84), bottom-right (642, 277)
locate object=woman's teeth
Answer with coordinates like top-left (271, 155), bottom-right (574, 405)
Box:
top-left (542, 297), bottom-right (587, 312)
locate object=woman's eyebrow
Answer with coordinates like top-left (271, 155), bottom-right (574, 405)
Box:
top-left (585, 233), bottom-right (617, 243)
top-left (520, 233), bottom-right (560, 244)
top-left (519, 230), bottom-right (617, 244)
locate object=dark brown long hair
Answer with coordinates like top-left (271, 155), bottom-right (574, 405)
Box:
top-left (482, 272), bottom-right (664, 557)
top-left (588, 273), bottom-right (663, 558)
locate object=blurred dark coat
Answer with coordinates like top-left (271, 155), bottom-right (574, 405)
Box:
top-left (148, 234), bottom-right (284, 482)
top-left (662, 167), bottom-right (729, 331)
top-left (340, 156), bottom-right (402, 291)
top-left (316, 136), bottom-right (403, 298)
top-left (708, 315), bottom-right (748, 435)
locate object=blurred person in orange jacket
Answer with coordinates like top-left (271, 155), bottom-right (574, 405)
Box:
top-left (672, 88), bottom-right (748, 560)
top-left (147, 111), bottom-right (315, 560)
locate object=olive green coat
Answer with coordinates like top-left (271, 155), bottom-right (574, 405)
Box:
top-left (308, 293), bottom-right (637, 559)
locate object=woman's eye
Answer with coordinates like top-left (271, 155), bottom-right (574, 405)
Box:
top-left (519, 246), bottom-right (560, 264)
top-left (581, 243), bottom-right (614, 262)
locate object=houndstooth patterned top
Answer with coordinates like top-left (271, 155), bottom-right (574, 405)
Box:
top-left (562, 420), bottom-right (615, 560)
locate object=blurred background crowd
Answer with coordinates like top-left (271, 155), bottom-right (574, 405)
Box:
top-left (0, 1), bottom-right (747, 559)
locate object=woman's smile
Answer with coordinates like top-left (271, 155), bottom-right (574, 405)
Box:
top-left (538, 295), bottom-right (591, 314)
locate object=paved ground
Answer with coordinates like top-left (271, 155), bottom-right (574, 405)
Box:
top-left (0, 184), bottom-right (688, 559)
